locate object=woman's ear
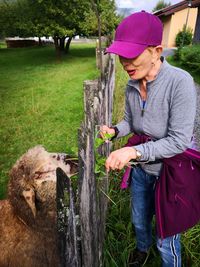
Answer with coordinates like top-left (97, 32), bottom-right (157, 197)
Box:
top-left (155, 45), bottom-right (163, 59)
top-left (150, 45), bottom-right (163, 64)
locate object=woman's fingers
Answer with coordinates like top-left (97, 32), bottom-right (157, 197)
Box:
top-left (118, 162), bottom-right (125, 170)
top-left (105, 147), bottom-right (137, 172)
top-left (106, 152), bottom-right (123, 171)
top-left (99, 125), bottom-right (115, 139)
top-left (99, 125), bottom-right (108, 139)
top-left (110, 159), bottom-right (121, 170)
top-left (106, 158), bottom-right (124, 171)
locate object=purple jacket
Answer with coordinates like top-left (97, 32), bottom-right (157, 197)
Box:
top-left (122, 134), bottom-right (200, 239)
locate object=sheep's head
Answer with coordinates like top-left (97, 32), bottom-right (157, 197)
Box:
top-left (8, 145), bottom-right (78, 230)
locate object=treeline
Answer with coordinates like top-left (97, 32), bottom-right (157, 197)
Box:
top-left (0, 0), bottom-right (121, 52)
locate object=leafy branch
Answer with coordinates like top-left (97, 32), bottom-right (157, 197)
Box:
top-left (94, 131), bottom-right (114, 176)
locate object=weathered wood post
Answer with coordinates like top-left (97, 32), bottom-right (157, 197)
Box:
top-left (78, 80), bottom-right (99, 267)
top-left (57, 167), bottom-right (81, 267)
top-left (57, 52), bottom-right (115, 267)
top-left (78, 53), bottom-right (115, 267)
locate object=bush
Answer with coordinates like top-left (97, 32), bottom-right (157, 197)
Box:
top-left (174, 46), bottom-right (182, 60)
top-left (174, 45), bottom-right (200, 72)
top-left (178, 45), bottom-right (200, 71)
top-left (175, 25), bottom-right (193, 47)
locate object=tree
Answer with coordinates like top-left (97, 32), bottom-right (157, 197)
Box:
top-left (0, 0), bottom-right (119, 53)
top-left (175, 24), bottom-right (193, 47)
top-left (152, 0), bottom-right (171, 12)
top-left (0, 0), bottom-right (34, 38)
top-left (26, 0), bottom-right (90, 52)
top-left (29, 0), bottom-right (119, 52)
top-left (81, 0), bottom-right (120, 37)
top-left (86, 0), bottom-right (119, 78)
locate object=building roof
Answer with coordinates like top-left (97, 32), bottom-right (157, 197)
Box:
top-left (154, 0), bottom-right (200, 17)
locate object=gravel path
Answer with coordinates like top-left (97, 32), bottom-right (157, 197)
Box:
top-left (162, 48), bottom-right (177, 57)
top-left (194, 83), bottom-right (200, 150)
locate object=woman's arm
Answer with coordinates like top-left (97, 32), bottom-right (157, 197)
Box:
top-left (134, 77), bottom-right (197, 161)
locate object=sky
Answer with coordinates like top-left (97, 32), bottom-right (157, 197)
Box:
top-left (115, 0), bottom-right (182, 13)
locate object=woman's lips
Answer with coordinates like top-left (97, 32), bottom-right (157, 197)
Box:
top-left (127, 69), bottom-right (136, 76)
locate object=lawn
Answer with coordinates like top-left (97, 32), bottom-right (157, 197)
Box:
top-left (0, 42), bottom-right (98, 199)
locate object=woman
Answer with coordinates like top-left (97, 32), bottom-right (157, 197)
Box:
top-left (102, 11), bottom-right (196, 267)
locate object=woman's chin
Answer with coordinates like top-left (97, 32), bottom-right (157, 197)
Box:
top-left (130, 74), bottom-right (140, 80)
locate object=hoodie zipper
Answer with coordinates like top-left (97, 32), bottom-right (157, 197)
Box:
top-left (141, 100), bottom-right (146, 117)
top-left (139, 80), bottom-right (147, 117)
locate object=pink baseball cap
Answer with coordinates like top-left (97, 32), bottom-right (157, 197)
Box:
top-left (106, 11), bottom-right (163, 59)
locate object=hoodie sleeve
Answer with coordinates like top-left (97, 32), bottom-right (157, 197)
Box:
top-left (134, 77), bottom-right (197, 161)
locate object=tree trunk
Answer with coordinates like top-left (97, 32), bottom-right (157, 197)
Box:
top-left (54, 36), bottom-right (59, 51)
top-left (38, 37), bottom-right (42, 46)
top-left (60, 37), bottom-right (65, 51)
top-left (65, 37), bottom-right (72, 54)
top-left (54, 36), bottom-right (62, 62)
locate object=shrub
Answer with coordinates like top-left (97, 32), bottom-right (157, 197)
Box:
top-left (175, 25), bottom-right (193, 47)
top-left (174, 47), bottom-right (182, 60)
top-left (178, 45), bottom-right (200, 71)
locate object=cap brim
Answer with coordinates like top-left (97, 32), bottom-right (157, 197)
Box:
top-left (105, 41), bottom-right (148, 59)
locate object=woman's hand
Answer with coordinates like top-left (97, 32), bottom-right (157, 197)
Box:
top-left (100, 125), bottom-right (115, 139)
top-left (105, 147), bottom-right (137, 172)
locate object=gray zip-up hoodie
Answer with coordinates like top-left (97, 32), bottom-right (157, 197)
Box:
top-left (116, 57), bottom-right (197, 175)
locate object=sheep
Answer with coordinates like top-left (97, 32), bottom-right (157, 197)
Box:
top-left (0, 145), bottom-right (78, 267)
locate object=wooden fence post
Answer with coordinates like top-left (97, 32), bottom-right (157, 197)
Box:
top-left (57, 53), bottom-right (115, 267)
top-left (78, 54), bottom-right (115, 267)
top-left (57, 168), bottom-right (81, 267)
top-left (78, 80), bottom-right (99, 267)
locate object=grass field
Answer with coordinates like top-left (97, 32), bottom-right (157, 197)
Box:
top-left (0, 42), bottom-right (98, 199)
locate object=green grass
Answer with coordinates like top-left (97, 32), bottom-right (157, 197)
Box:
top-left (0, 41), bottom-right (6, 49)
top-left (0, 43), bottom-right (98, 199)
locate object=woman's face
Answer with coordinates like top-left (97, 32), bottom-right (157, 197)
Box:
top-left (119, 47), bottom-right (157, 80)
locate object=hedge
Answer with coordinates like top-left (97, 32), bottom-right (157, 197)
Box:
top-left (174, 45), bottom-right (200, 71)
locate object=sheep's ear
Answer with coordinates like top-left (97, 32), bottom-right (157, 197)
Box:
top-left (22, 188), bottom-right (36, 218)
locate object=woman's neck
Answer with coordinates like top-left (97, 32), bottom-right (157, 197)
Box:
top-left (139, 59), bottom-right (162, 100)
top-left (142, 59), bottom-right (162, 84)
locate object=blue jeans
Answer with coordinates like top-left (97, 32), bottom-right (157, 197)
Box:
top-left (130, 166), bottom-right (181, 267)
